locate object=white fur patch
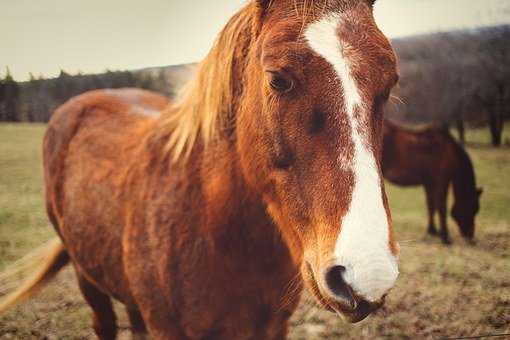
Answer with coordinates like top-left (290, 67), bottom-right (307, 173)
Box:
top-left (305, 14), bottom-right (398, 302)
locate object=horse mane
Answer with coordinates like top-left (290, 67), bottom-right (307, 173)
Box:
top-left (156, 4), bottom-right (255, 162)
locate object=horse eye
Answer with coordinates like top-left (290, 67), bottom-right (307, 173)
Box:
top-left (273, 153), bottom-right (294, 170)
top-left (268, 72), bottom-right (293, 93)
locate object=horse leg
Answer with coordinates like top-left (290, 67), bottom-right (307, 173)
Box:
top-left (126, 307), bottom-right (148, 340)
top-left (424, 183), bottom-right (437, 236)
top-left (77, 273), bottom-right (117, 340)
top-left (436, 182), bottom-right (452, 245)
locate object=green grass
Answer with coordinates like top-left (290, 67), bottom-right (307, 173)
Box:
top-left (0, 123), bottom-right (509, 339)
top-left (0, 124), bottom-right (53, 269)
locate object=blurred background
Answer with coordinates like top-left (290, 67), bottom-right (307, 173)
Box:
top-left (0, 1), bottom-right (509, 339)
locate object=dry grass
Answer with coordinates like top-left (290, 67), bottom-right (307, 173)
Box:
top-left (0, 123), bottom-right (509, 339)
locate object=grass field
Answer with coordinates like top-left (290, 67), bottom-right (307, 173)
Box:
top-left (0, 123), bottom-right (509, 339)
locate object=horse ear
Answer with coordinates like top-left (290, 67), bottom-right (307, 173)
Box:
top-left (477, 188), bottom-right (484, 197)
top-left (255, 0), bottom-right (274, 11)
top-left (253, 0), bottom-right (275, 34)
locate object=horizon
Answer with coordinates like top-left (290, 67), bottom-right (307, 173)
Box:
top-left (2, 0), bottom-right (510, 81)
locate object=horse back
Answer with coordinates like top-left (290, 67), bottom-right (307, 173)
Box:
top-left (382, 122), bottom-right (458, 186)
top-left (43, 88), bottom-right (170, 303)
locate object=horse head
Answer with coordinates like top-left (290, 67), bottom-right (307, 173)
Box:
top-left (452, 187), bottom-right (482, 240)
top-left (237, 0), bottom-right (400, 322)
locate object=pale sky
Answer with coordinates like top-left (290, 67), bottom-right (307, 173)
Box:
top-left (1, 0), bottom-right (509, 81)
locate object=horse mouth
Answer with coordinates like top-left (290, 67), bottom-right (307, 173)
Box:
top-left (302, 262), bottom-right (383, 323)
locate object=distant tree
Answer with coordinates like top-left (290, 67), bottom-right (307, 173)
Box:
top-left (0, 68), bottom-right (20, 122)
top-left (473, 26), bottom-right (510, 146)
top-left (0, 73), bottom-right (4, 121)
top-left (22, 72), bottom-right (40, 121)
top-left (54, 69), bottom-right (75, 104)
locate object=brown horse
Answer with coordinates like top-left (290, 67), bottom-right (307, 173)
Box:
top-left (0, 1), bottom-right (400, 339)
top-left (382, 120), bottom-right (482, 245)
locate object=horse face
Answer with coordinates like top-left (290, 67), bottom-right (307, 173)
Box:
top-left (451, 188), bottom-right (482, 240)
top-left (239, 0), bottom-right (399, 323)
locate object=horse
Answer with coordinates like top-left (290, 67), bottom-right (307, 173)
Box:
top-left (0, 1), bottom-right (400, 339)
top-left (382, 119), bottom-right (482, 245)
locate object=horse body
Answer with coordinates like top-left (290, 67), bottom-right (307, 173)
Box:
top-left (44, 88), bottom-right (299, 339)
top-left (2, 1), bottom-right (401, 339)
top-left (382, 120), bottom-right (481, 244)
top-left (45, 89), bottom-right (165, 301)
top-left (382, 123), bottom-right (456, 186)
top-left (44, 89), bottom-right (169, 336)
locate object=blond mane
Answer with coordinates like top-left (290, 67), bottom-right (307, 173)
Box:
top-left (157, 0), bottom-right (332, 163)
top-left (156, 4), bottom-right (255, 162)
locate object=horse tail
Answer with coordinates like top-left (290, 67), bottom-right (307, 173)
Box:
top-left (0, 238), bottom-right (69, 314)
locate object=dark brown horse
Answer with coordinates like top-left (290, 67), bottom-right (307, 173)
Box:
top-left (0, 1), bottom-right (400, 339)
top-left (382, 120), bottom-right (482, 244)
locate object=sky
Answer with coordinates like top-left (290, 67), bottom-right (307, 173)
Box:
top-left (1, 0), bottom-right (509, 81)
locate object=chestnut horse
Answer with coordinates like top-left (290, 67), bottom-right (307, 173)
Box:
top-left (382, 120), bottom-right (482, 245)
top-left (0, 1), bottom-right (400, 339)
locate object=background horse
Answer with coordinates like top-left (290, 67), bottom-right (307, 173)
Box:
top-left (382, 119), bottom-right (482, 244)
top-left (0, 1), bottom-right (400, 339)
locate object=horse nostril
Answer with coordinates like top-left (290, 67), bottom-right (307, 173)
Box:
top-left (324, 265), bottom-right (356, 309)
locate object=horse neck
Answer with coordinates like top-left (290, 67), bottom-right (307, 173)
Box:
top-left (192, 142), bottom-right (293, 265)
top-left (145, 4), bottom-right (295, 265)
top-left (451, 140), bottom-right (477, 202)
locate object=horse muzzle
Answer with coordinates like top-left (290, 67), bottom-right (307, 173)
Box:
top-left (321, 264), bottom-right (385, 322)
top-left (303, 261), bottom-right (386, 323)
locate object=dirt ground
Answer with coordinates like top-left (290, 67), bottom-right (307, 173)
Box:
top-left (0, 123), bottom-right (509, 339)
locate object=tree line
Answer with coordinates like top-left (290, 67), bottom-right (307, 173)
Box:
top-left (0, 67), bottom-right (175, 123)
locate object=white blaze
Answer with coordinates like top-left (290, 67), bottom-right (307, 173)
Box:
top-left (305, 14), bottom-right (398, 302)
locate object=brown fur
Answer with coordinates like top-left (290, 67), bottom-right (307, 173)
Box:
top-left (0, 1), bottom-right (400, 339)
top-left (382, 120), bottom-right (482, 244)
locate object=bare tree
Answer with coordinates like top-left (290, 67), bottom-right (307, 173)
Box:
top-left (473, 26), bottom-right (510, 146)
top-left (0, 68), bottom-right (20, 122)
